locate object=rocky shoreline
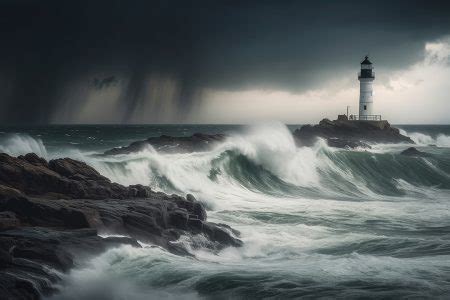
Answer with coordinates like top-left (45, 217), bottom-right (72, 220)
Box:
top-left (0, 153), bottom-right (241, 299)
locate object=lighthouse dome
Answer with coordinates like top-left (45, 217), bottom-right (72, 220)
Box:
top-left (361, 56), bottom-right (372, 65)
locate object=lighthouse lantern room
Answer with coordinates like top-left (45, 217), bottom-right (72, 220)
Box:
top-left (357, 56), bottom-right (378, 121)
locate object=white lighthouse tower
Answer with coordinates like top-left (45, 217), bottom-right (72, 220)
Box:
top-left (358, 56), bottom-right (375, 120)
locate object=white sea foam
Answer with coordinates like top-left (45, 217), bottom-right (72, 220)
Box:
top-left (83, 123), bottom-right (373, 211)
top-left (400, 129), bottom-right (450, 147)
top-left (0, 134), bottom-right (48, 158)
top-left (436, 134), bottom-right (450, 147)
top-left (223, 122), bottom-right (325, 187)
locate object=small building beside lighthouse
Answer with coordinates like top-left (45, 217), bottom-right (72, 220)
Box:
top-left (357, 56), bottom-right (379, 121)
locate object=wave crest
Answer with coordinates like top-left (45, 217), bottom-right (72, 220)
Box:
top-left (0, 134), bottom-right (48, 158)
top-left (400, 129), bottom-right (450, 147)
top-left (86, 124), bottom-right (450, 204)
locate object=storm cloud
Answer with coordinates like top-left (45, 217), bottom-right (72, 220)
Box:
top-left (0, 0), bottom-right (450, 123)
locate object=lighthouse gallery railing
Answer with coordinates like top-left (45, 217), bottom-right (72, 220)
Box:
top-left (349, 115), bottom-right (382, 121)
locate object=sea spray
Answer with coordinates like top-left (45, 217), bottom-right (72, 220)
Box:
top-left (400, 128), bottom-right (450, 147)
top-left (81, 124), bottom-right (450, 203)
top-left (436, 134), bottom-right (450, 147)
top-left (222, 122), bottom-right (323, 187)
top-left (0, 133), bottom-right (48, 158)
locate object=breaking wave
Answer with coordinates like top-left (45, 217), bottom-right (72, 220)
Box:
top-left (0, 133), bottom-right (48, 158)
top-left (400, 129), bottom-right (450, 147)
top-left (86, 123), bottom-right (450, 206)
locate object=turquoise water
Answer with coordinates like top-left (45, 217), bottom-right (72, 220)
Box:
top-left (1, 124), bottom-right (450, 299)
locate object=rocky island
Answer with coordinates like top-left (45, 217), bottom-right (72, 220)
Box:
top-left (293, 116), bottom-right (413, 148)
top-left (0, 153), bottom-right (241, 299)
top-left (104, 133), bottom-right (226, 155)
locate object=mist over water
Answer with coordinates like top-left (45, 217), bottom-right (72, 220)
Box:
top-left (1, 124), bottom-right (450, 299)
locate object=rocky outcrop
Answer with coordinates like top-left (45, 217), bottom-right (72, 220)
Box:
top-left (0, 153), bottom-right (152, 200)
top-left (400, 147), bottom-right (432, 157)
top-left (0, 153), bottom-right (242, 299)
top-left (103, 133), bottom-right (226, 155)
top-left (0, 228), bottom-right (139, 300)
top-left (293, 118), bottom-right (413, 148)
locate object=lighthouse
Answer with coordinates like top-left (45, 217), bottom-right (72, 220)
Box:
top-left (358, 56), bottom-right (375, 120)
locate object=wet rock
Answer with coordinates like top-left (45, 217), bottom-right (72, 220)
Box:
top-left (103, 133), bottom-right (226, 155)
top-left (129, 184), bottom-right (151, 198)
top-left (203, 223), bottom-right (243, 248)
top-left (0, 153), bottom-right (239, 251)
top-left (0, 211), bottom-right (21, 230)
top-left (173, 196), bottom-right (207, 221)
top-left (0, 153), bottom-right (153, 200)
top-left (187, 218), bottom-right (203, 232)
top-left (11, 243), bottom-right (74, 272)
top-left (0, 196), bottom-right (90, 229)
top-left (186, 193), bottom-right (196, 202)
top-left (0, 227), bottom-right (142, 299)
top-left (0, 153), bottom-right (242, 299)
top-left (0, 272), bottom-right (41, 300)
top-left (19, 153), bottom-right (48, 167)
top-left (0, 185), bottom-right (24, 200)
top-left (326, 138), bottom-right (371, 149)
top-left (0, 248), bottom-right (12, 267)
top-left (48, 158), bottom-right (106, 181)
top-left (168, 210), bottom-right (189, 229)
top-left (210, 222), bottom-right (241, 237)
top-left (400, 147), bottom-right (432, 157)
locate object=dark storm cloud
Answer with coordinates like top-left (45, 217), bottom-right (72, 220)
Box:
top-left (0, 0), bottom-right (449, 123)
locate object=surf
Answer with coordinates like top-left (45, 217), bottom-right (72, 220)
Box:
top-left (80, 124), bottom-right (449, 204)
top-left (2, 123), bottom-right (450, 299)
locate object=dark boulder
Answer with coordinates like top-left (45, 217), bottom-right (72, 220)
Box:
top-left (203, 223), bottom-right (243, 248)
top-left (48, 158), bottom-right (106, 181)
top-left (18, 153), bottom-right (48, 167)
top-left (0, 211), bottom-right (21, 230)
top-left (400, 147), bottom-right (432, 157)
top-left (186, 193), bottom-right (196, 202)
top-left (0, 153), bottom-right (64, 197)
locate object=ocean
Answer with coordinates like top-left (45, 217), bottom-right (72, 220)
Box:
top-left (1, 123), bottom-right (450, 299)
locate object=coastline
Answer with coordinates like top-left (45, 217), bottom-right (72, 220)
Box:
top-left (0, 153), bottom-right (241, 299)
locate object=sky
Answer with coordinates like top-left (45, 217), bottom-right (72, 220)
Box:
top-left (0, 0), bottom-right (449, 124)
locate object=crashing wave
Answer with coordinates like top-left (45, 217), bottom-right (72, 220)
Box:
top-left (0, 133), bottom-right (48, 158)
top-left (400, 129), bottom-right (450, 147)
top-left (84, 124), bottom-right (450, 205)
